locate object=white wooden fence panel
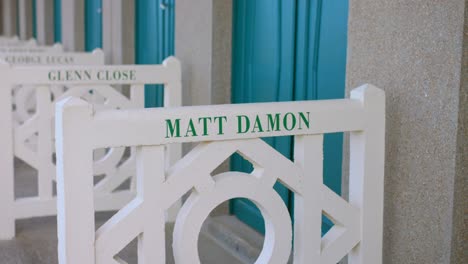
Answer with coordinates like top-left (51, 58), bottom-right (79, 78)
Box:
top-left (0, 48), bottom-right (101, 240)
top-left (0, 36), bottom-right (21, 45)
top-left (0, 43), bottom-right (63, 53)
top-left (55, 84), bottom-right (385, 264)
top-left (1, 50), bottom-right (105, 124)
top-left (0, 57), bottom-right (182, 240)
top-left (0, 38), bottom-right (37, 47)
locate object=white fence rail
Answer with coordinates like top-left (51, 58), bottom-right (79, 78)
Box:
top-left (1, 49), bottom-right (105, 124)
top-left (0, 57), bottom-right (182, 240)
top-left (56, 84), bottom-right (385, 264)
top-left (0, 42), bottom-right (63, 53)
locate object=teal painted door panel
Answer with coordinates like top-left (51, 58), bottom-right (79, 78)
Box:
top-left (54, 0), bottom-right (61, 43)
top-left (231, 0), bottom-right (349, 234)
top-left (231, 0), bottom-right (297, 233)
top-left (135, 0), bottom-right (175, 108)
top-left (294, 0), bottom-right (349, 233)
top-left (33, 0), bottom-right (37, 39)
top-left (85, 0), bottom-right (103, 51)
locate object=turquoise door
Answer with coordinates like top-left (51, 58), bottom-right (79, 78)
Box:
top-left (54, 0), bottom-right (61, 43)
top-left (231, 0), bottom-right (349, 233)
top-left (230, 0), bottom-right (296, 233)
top-left (85, 0), bottom-right (103, 51)
top-left (135, 0), bottom-right (175, 108)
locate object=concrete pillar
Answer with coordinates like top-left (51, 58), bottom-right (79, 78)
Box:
top-left (2, 0), bottom-right (18, 37)
top-left (102, 0), bottom-right (135, 64)
top-left (175, 0), bottom-right (232, 106)
top-left (36, 0), bottom-right (55, 45)
top-left (18, 0), bottom-right (34, 40)
top-left (61, 0), bottom-right (84, 51)
top-left (451, 3), bottom-right (468, 263)
top-left (346, 1), bottom-right (467, 263)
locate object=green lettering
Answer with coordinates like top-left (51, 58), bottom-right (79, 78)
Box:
top-left (213, 116), bottom-right (227, 135)
top-left (198, 117), bottom-right (212, 136)
top-left (266, 113), bottom-right (280, 131)
top-left (298, 112), bottom-right (310, 129)
top-left (237, 115), bottom-right (250, 134)
top-left (252, 115), bottom-right (264, 133)
top-left (283, 112), bottom-right (297, 131)
top-left (97, 70), bottom-right (105, 80)
top-left (84, 70), bottom-right (92, 80)
top-left (165, 119), bottom-right (181, 138)
top-left (66, 71), bottom-right (73, 80)
top-left (48, 71), bottom-right (56, 81)
top-left (185, 119), bottom-right (198, 137)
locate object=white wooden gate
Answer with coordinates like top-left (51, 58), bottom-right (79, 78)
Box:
top-left (0, 36), bottom-right (21, 44)
top-left (55, 84), bottom-right (385, 264)
top-left (0, 37), bottom-right (36, 47)
top-left (0, 57), bottom-right (182, 240)
top-left (0, 43), bottom-right (63, 53)
top-left (2, 49), bottom-right (105, 124)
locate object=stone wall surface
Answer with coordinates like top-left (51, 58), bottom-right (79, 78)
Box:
top-left (346, 1), bottom-right (466, 263)
top-left (451, 1), bottom-right (468, 263)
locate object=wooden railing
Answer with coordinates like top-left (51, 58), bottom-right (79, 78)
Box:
top-left (0, 57), bottom-right (182, 240)
top-left (55, 84), bottom-right (385, 264)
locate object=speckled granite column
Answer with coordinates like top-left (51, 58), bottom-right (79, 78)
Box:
top-left (451, 1), bottom-right (468, 263)
top-left (346, 1), bottom-right (467, 263)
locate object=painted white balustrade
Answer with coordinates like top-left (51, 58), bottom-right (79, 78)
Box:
top-left (1, 49), bottom-right (105, 124)
top-left (55, 84), bottom-right (385, 264)
top-left (0, 42), bottom-right (63, 53)
top-left (0, 36), bottom-right (22, 45)
top-left (0, 58), bottom-right (182, 240)
top-left (0, 38), bottom-right (35, 46)
top-left (0, 36), bottom-right (20, 42)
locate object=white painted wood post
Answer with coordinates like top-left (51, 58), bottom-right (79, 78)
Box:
top-left (136, 145), bottom-right (166, 263)
top-left (163, 57), bottom-right (183, 221)
top-left (36, 86), bottom-right (54, 199)
top-left (293, 134), bottom-right (324, 262)
top-left (61, 0), bottom-right (85, 51)
top-left (348, 84), bottom-right (385, 264)
top-left (0, 64), bottom-right (15, 240)
top-left (2, 0), bottom-right (18, 37)
top-left (35, 0), bottom-right (55, 45)
top-left (56, 97), bottom-right (95, 264)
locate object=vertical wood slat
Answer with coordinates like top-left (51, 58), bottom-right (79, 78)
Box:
top-left (35, 0), bottom-right (55, 45)
top-left (102, 0), bottom-right (112, 63)
top-left (0, 73), bottom-right (15, 240)
top-left (102, 0), bottom-right (135, 64)
top-left (2, 0), bottom-right (18, 37)
top-left (163, 57), bottom-right (183, 221)
top-left (163, 58), bottom-right (182, 167)
top-left (348, 85), bottom-right (385, 264)
top-left (61, 0), bottom-right (84, 51)
top-left (293, 134), bottom-right (324, 263)
top-left (56, 97), bottom-right (95, 264)
top-left (36, 86), bottom-right (54, 198)
top-left (128, 84), bottom-right (145, 190)
top-left (18, 0), bottom-right (34, 40)
top-left (136, 145), bottom-right (166, 263)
